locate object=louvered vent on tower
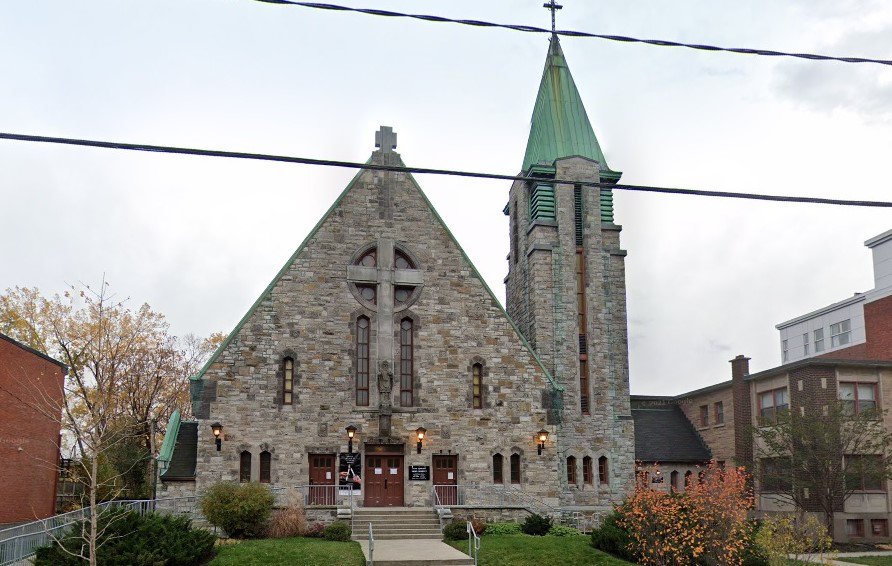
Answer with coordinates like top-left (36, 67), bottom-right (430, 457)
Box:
top-left (574, 185), bottom-right (584, 245)
top-left (529, 183), bottom-right (556, 221)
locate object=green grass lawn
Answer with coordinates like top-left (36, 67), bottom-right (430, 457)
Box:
top-left (209, 537), bottom-right (366, 566)
top-left (839, 558), bottom-right (892, 565)
top-left (446, 534), bottom-right (635, 566)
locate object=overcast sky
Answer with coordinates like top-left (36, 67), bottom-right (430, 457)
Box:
top-left (2, 0), bottom-right (890, 395)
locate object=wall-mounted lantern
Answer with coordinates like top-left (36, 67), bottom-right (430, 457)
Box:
top-left (415, 427), bottom-right (427, 454)
top-left (346, 425), bottom-right (357, 454)
top-left (537, 429), bottom-right (549, 456)
top-left (211, 422), bottom-right (223, 452)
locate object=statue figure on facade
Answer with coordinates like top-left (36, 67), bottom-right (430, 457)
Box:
top-left (377, 360), bottom-right (394, 410)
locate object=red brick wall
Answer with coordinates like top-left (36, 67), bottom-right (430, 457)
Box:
top-left (820, 294), bottom-right (892, 361)
top-left (0, 336), bottom-right (65, 524)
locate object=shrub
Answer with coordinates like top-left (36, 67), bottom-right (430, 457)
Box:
top-left (305, 522), bottom-right (326, 538)
top-left (521, 513), bottom-right (553, 536)
top-left (267, 505), bottom-right (307, 538)
top-left (548, 524), bottom-right (582, 537)
top-left (443, 521), bottom-right (469, 541)
top-left (323, 521), bottom-right (352, 542)
top-left (754, 515), bottom-right (833, 565)
top-left (34, 508), bottom-right (215, 566)
top-left (200, 481), bottom-right (274, 539)
top-left (485, 521), bottom-right (522, 535)
top-left (590, 510), bottom-right (634, 562)
top-left (469, 517), bottom-right (487, 536)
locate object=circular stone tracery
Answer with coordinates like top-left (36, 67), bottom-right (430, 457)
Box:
top-left (347, 243), bottom-right (422, 312)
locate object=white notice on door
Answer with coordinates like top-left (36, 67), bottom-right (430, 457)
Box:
top-left (374, 468), bottom-right (382, 475)
top-left (325, 472), bottom-right (332, 480)
top-left (390, 468), bottom-right (398, 475)
top-left (447, 472), bottom-right (454, 480)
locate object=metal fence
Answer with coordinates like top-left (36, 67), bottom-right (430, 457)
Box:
top-left (0, 498), bottom-right (199, 566)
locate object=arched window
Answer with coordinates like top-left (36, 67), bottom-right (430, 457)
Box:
top-left (492, 454), bottom-right (503, 484)
top-left (598, 456), bottom-right (609, 485)
top-left (399, 318), bottom-right (413, 407)
top-left (670, 470), bottom-right (679, 492)
top-left (240, 451), bottom-right (252, 483)
top-left (510, 453), bottom-right (521, 484)
top-left (356, 316), bottom-right (370, 406)
top-left (583, 456), bottom-right (593, 485)
top-left (283, 358), bottom-right (294, 405)
top-left (684, 470), bottom-right (693, 487)
top-left (472, 363), bottom-right (483, 408)
top-left (567, 456), bottom-right (577, 485)
top-left (260, 451), bottom-right (271, 483)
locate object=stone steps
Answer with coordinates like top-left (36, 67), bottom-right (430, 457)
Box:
top-left (352, 506), bottom-right (443, 542)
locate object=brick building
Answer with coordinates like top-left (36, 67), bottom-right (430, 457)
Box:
top-left (0, 332), bottom-right (67, 526)
top-left (160, 36), bottom-right (635, 520)
top-left (641, 228), bottom-right (892, 542)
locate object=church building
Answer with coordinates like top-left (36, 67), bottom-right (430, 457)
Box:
top-left (159, 35), bottom-right (635, 518)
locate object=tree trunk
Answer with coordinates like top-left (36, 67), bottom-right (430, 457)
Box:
top-left (89, 455), bottom-right (98, 566)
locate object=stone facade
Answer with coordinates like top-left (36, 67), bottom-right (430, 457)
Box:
top-left (184, 142), bottom-right (568, 509)
top-left (505, 156), bottom-right (635, 511)
top-left (677, 383), bottom-right (735, 465)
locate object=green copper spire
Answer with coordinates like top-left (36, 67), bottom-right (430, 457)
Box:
top-left (522, 36), bottom-right (621, 184)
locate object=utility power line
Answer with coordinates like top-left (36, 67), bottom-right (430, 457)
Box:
top-left (255, 1), bottom-right (892, 68)
top-left (2, 131), bottom-right (890, 208)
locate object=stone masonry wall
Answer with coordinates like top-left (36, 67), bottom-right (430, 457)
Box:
top-left (678, 385), bottom-right (735, 464)
top-left (188, 147), bottom-right (563, 509)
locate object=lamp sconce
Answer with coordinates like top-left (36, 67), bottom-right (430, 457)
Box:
top-left (346, 425), bottom-right (357, 454)
top-left (211, 422), bottom-right (223, 452)
top-left (537, 429), bottom-right (549, 456)
top-left (415, 427), bottom-right (427, 454)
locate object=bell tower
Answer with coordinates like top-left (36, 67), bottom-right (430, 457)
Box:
top-left (504, 32), bottom-right (634, 509)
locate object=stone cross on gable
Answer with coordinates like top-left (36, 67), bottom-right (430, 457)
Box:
top-left (375, 126), bottom-right (397, 153)
top-left (346, 238), bottom-right (422, 435)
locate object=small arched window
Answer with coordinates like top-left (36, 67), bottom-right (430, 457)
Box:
top-left (283, 358), bottom-right (294, 405)
top-left (598, 456), bottom-right (609, 485)
top-left (684, 470), bottom-right (693, 487)
top-left (260, 451), bottom-right (271, 483)
top-left (472, 363), bottom-right (483, 408)
top-left (399, 318), bottom-right (414, 407)
top-left (567, 456), bottom-right (577, 485)
top-left (670, 470), bottom-right (679, 492)
top-left (356, 316), bottom-right (370, 406)
top-left (510, 453), bottom-right (521, 484)
top-left (492, 454), bottom-right (503, 484)
top-left (583, 456), bottom-right (593, 485)
top-left (240, 451), bottom-right (252, 483)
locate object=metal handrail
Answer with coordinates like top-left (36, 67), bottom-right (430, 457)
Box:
top-left (367, 522), bottom-right (374, 566)
top-left (467, 521), bottom-right (481, 566)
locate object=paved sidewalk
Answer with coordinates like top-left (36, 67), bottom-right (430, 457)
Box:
top-left (798, 550), bottom-right (892, 565)
top-left (357, 538), bottom-right (475, 565)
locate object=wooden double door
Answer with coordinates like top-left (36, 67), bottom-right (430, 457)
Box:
top-left (433, 455), bottom-right (459, 505)
top-left (308, 454), bottom-right (336, 505)
top-left (364, 454), bottom-right (404, 507)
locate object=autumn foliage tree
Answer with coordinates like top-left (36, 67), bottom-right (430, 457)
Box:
top-left (618, 461), bottom-right (753, 566)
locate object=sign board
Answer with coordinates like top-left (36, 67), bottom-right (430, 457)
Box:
top-left (339, 452), bottom-right (362, 494)
top-left (409, 465), bottom-right (430, 481)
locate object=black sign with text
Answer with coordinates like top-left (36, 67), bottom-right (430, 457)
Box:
top-left (339, 452), bottom-right (362, 493)
top-left (409, 465), bottom-right (430, 481)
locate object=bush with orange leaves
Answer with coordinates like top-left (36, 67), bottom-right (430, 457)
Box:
top-left (618, 461), bottom-right (753, 566)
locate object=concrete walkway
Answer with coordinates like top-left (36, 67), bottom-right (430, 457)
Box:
top-left (357, 538), bottom-right (475, 566)
top-left (798, 550), bottom-right (892, 565)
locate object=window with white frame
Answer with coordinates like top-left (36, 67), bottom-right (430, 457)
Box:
top-left (830, 319), bottom-right (851, 348)
top-left (802, 333), bottom-right (809, 356)
top-left (814, 328), bottom-right (825, 352)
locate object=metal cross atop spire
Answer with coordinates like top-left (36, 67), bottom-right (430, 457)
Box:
top-left (543, 0), bottom-right (563, 34)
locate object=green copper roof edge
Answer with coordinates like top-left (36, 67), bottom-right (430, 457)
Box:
top-left (399, 158), bottom-right (562, 392)
top-left (157, 408), bottom-right (181, 468)
top-left (190, 161), bottom-right (372, 383)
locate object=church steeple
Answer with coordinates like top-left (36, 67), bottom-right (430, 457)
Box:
top-left (521, 36), bottom-right (621, 185)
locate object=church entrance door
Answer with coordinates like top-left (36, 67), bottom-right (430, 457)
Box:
top-left (433, 455), bottom-right (458, 505)
top-left (364, 454), bottom-right (404, 506)
top-left (308, 454), bottom-right (336, 505)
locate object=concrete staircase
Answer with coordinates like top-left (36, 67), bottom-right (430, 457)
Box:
top-left (352, 507), bottom-right (443, 540)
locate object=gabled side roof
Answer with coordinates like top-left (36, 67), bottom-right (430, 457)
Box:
top-left (191, 148), bottom-right (561, 391)
top-left (0, 332), bottom-right (68, 372)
